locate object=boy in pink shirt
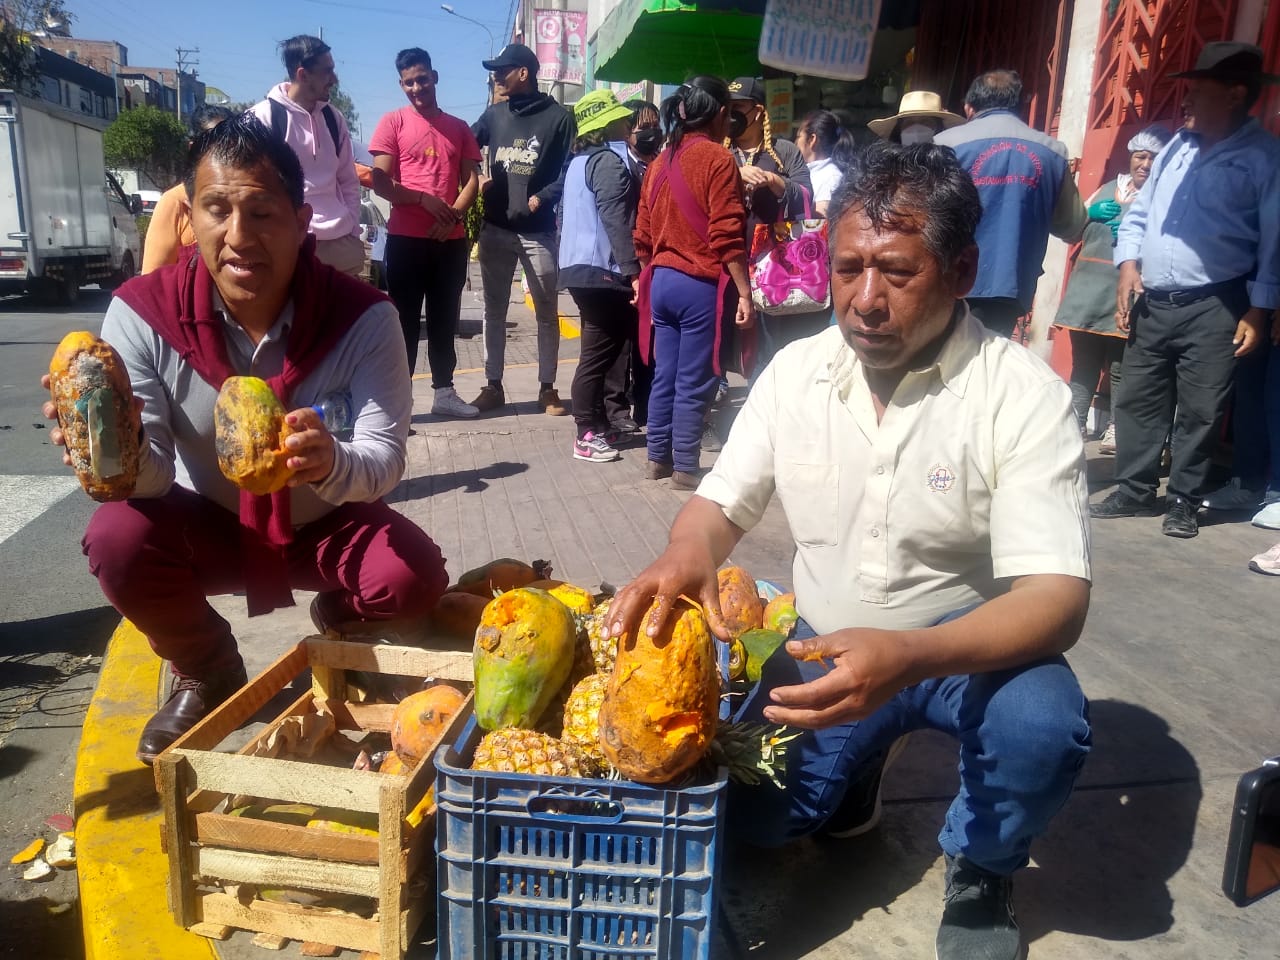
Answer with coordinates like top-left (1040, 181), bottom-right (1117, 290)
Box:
top-left (370, 47), bottom-right (482, 419)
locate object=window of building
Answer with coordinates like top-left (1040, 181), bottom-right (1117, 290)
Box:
top-left (80, 87), bottom-right (93, 114)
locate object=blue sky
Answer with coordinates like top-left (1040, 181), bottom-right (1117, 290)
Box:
top-left (70, 0), bottom-right (513, 141)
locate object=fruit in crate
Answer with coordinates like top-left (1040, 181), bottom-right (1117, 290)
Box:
top-left (599, 597), bottom-right (719, 784)
top-left (48, 331), bottom-right (140, 501)
top-left (528, 580), bottom-right (593, 617)
top-left (585, 598), bottom-right (618, 674)
top-left (451, 558), bottom-right (551, 598)
top-left (561, 672), bottom-right (609, 767)
top-left (213, 376), bottom-right (296, 494)
top-left (473, 587), bottom-right (577, 730)
top-left (390, 685), bottom-right (468, 764)
top-left (379, 751), bottom-right (410, 776)
top-left (472, 727), bottom-right (599, 777)
top-left (709, 722), bottom-right (801, 788)
top-left (428, 591), bottom-right (489, 643)
top-left (739, 628), bottom-right (788, 683)
top-left (763, 592), bottom-right (799, 637)
top-left (717, 565), bottom-right (764, 638)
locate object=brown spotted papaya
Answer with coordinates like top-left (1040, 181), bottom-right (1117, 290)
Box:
top-left (213, 376), bottom-right (296, 495)
top-left (48, 331), bottom-right (140, 502)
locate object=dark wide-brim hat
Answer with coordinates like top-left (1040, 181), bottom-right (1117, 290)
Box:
top-left (1169, 41), bottom-right (1279, 83)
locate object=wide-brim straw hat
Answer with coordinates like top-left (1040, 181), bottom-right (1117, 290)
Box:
top-left (868, 90), bottom-right (965, 139)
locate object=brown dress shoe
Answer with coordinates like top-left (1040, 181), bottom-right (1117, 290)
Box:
top-left (137, 661), bottom-right (249, 764)
top-left (538, 387), bottom-right (569, 416)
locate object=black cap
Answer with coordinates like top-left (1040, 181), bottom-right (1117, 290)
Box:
top-left (727, 77), bottom-right (765, 103)
top-left (483, 43), bottom-right (540, 76)
top-left (1169, 41), bottom-right (1276, 82)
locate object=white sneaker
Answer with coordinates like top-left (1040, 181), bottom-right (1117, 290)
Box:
top-left (1098, 422), bottom-right (1116, 456)
top-left (1248, 542), bottom-right (1280, 575)
top-left (1252, 499), bottom-right (1280, 530)
top-left (431, 387), bottom-right (479, 419)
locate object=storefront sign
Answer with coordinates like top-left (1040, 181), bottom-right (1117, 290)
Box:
top-left (534, 9), bottom-right (589, 85)
top-left (758, 0), bottom-right (882, 81)
top-left (608, 80), bottom-right (649, 103)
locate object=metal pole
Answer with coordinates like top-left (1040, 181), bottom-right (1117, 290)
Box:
top-left (111, 60), bottom-right (119, 117)
top-left (440, 5), bottom-right (495, 57)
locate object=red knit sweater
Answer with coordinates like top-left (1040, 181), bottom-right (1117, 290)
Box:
top-left (634, 134), bottom-right (747, 281)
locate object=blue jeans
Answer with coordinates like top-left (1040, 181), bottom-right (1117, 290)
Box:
top-left (731, 614), bottom-right (1091, 877)
top-left (647, 267), bottom-right (721, 473)
top-left (1229, 334), bottom-right (1280, 495)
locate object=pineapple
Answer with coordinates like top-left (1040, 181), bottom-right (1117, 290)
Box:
top-left (472, 728), bottom-right (599, 778)
top-left (536, 631), bottom-right (596, 737)
top-left (561, 673), bottom-right (609, 766)
top-left (708, 722), bottom-right (802, 788)
top-left (585, 598), bottom-right (618, 674)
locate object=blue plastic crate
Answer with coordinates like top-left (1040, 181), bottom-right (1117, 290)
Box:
top-left (435, 715), bottom-right (728, 960)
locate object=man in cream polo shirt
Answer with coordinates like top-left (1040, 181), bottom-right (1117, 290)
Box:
top-left (607, 143), bottom-right (1092, 960)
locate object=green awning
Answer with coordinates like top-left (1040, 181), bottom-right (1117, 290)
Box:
top-left (594, 0), bottom-right (764, 85)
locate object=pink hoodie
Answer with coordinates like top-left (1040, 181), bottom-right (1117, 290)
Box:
top-left (251, 83), bottom-right (360, 240)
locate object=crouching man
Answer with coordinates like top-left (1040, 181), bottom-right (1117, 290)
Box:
top-left (608, 143), bottom-right (1093, 960)
top-left (43, 115), bottom-right (448, 763)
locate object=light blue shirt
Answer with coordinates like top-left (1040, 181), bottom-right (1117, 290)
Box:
top-left (1115, 118), bottom-right (1280, 309)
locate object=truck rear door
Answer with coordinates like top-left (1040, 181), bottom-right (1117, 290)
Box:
top-left (0, 93), bottom-right (30, 279)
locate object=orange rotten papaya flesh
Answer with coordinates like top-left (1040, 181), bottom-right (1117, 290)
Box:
top-left (48, 331), bottom-right (139, 502)
top-left (598, 597), bottom-right (719, 785)
top-left (390, 684), bottom-right (468, 764)
top-left (213, 376), bottom-right (296, 495)
top-left (717, 565), bottom-right (764, 639)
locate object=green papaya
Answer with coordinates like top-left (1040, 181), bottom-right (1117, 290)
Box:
top-left (473, 587), bottom-right (576, 730)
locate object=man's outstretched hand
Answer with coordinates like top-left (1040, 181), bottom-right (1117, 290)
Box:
top-left (606, 541), bottom-right (731, 644)
top-left (761, 628), bottom-right (917, 729)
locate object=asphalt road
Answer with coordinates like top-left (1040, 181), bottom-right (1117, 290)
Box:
top-left (0, 288), bottom-right (121, 960)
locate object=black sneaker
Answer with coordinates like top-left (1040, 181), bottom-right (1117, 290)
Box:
top-left (1088, 490), bottom-right (1159, 519)
top-left (820, 735), bottom-right (909, 839)
top-left (609, 416), bottom-right (641, 435)
top-left (1161, 496), bottom-right (1199, 538)
top-left (935, 854), bottom-right (1022, 960)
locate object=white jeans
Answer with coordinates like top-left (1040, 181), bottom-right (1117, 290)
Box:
top-left (478, 224), bottom-right (560, 384)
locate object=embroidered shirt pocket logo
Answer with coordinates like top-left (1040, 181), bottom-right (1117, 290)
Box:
top-left (926, 462), bottom-right (957, 494)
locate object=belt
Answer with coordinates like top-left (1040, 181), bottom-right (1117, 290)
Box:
top-left (1144, 277), bottom-right (1246, 306)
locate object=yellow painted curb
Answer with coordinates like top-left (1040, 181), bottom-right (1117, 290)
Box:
top-left (523, 292), bottom-right (581, 340)
top-left (74, 620), bottom-right (217, 960)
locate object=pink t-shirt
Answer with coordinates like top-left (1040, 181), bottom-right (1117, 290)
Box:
top-left (369, 107), bottom-right (481, 240)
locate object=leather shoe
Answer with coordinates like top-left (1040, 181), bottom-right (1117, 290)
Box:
top-left (1161, 496), bottom-right (1199, 539)
top-left (137, 661), bottom-right (248, 764)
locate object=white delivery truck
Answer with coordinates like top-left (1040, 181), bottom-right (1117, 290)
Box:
top-left (0, 90), bottom-right (142, 304)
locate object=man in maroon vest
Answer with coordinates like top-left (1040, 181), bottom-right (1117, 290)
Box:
top-left (42, 114), bottom-right (449, 763)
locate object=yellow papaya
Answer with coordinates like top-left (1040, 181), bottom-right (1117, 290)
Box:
top-left (213, 376), bottom-right (296, 495)
top-left (598, 597), bottom-right (719, 784)
top-left (48, 331), bottom-right (139, 502)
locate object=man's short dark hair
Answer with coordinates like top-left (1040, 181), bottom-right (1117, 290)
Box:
top-left (964, 69), bottom-right (1023, 113)
top-left (189, 104), bottom-right (233, 137)
top-left (280, 35), bottom-right (331, 79)
top-left (828, 142), bottom-right (982, 268)
top-left (184, 113), bottom-right (306, 210)
top-left (395, 47), bottom-right (432, 74)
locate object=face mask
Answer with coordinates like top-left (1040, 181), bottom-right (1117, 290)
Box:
top-left (634, 127), bottom-right (663, 154)
top-left (899, 123), bottom-right (935, 146)
top-left (728, 111), bottom-right (749, 140)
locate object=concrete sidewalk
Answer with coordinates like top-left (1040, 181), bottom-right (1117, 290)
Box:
top-left (74, 269), bottom-right (1280, 958)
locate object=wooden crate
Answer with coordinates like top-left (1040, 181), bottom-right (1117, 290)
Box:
top-left (154, 637), bottom-right (472, 960)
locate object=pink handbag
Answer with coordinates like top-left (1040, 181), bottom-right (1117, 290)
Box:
top-left (748, 193), bottom-right (831, 316)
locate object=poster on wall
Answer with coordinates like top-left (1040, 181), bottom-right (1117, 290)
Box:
top-left (763, 78), bottom-right (794, 139)
top-left (607, 80), bottom-right (649, 103)
top-left (534, 9), bottom-right (588, 85)
top-left (758, 0), bottom-right (882, 81)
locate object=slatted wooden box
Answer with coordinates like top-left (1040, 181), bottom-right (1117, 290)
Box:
top-left (154, 636), bottom-right (472, 959)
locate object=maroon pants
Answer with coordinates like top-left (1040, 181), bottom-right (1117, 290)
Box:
top-left (82, 487), bottom-right (449, 678)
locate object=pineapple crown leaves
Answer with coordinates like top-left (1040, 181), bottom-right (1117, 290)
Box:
top-left (710, 721), bottom-right (801, 789)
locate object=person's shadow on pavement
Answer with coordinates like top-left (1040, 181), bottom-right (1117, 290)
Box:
top-left (1017, 698), bottom-right (1199, 945)
top-left (391, 460), bottom-right (529, 500)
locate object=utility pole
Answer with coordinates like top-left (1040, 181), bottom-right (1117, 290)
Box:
top-left (175, 46), bottom-right (199, 124)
